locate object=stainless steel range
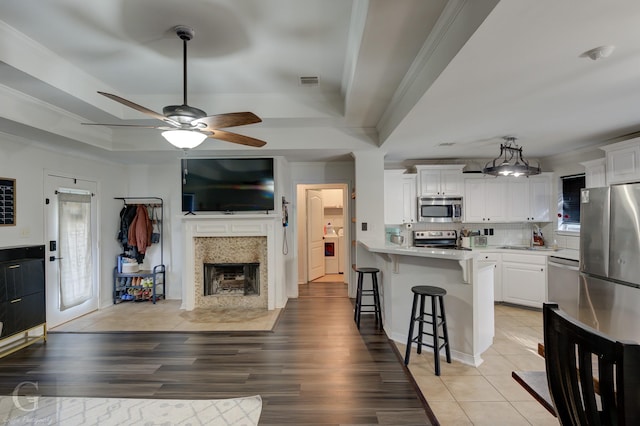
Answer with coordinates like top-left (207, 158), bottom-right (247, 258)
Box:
top-left (413, 230), bottom-right (460, 249)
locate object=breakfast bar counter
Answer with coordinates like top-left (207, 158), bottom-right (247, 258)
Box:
top-left (357, 240), bottom-right (494, 366)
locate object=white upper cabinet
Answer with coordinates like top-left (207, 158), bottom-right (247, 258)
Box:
top-left (464, 173), bottom-right (551, 223)
top-left (322, 189), bottom-right (343, 208)
top-left (505, 174), bottom-right (551, 222)
top-left (384, 171), bottom-right (417, 224)
top-left (528, 174), bottom-right (551, 222)
top-left (580, 158), bottom-right (606, 188)
top-left (416, 165), bottom-right (465, 196)
top-left (506, 178), bottom-right (530, 221)
top-left (464, 177), bottom-right (507, 222)
top-left (602, 138), bottom-right (640, 185)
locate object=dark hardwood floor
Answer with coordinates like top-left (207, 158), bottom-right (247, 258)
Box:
top-left (0, 285), bottom-right (435, 425)
top-left (299, 281), bottom-right (348, 298)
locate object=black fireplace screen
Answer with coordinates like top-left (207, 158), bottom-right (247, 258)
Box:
top-left (203, 263), bottom-right (260, 296)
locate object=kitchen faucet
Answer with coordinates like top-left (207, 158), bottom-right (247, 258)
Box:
top-left (531, 224), bottom-right (544, 247)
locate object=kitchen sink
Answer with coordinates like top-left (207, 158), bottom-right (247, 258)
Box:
top-left (498, 245), bottom-right (558, 251)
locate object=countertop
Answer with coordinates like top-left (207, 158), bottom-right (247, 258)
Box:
top-left (474, 246), bottom-right (580, 261)
top-left (359, 240), bottom-right (580, 262)
top-left (359, 241), bottom-right (475, 260)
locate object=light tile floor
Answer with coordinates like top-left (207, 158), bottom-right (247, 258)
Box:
top-left (50, 300), bottom-right (281, 332)
top-left (397, 303), bottom-right (557, 425)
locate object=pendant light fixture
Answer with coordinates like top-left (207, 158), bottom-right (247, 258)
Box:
top-left (482, 136), bottom-right (540, 177)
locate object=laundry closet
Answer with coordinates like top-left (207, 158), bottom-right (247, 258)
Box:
top-left (321, 189), bottom-right (345, 276)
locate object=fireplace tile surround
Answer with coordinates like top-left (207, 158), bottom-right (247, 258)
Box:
top-left (181, 215), bottom-right (281, 311)
top-left (195, 237), bottom-right (266, 308)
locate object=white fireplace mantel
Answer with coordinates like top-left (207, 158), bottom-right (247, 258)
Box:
top-left (181, 214), bottom-right (280, 311)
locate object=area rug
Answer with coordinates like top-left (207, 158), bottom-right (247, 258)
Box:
top-left (0, 394), bottom-right (262, 425)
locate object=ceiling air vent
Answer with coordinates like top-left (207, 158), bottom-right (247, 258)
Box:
top-left (299, 76), bottom-right (319, 86)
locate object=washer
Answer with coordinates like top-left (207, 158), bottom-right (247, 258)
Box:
top-left (324, 235), bottom-right (339, 274)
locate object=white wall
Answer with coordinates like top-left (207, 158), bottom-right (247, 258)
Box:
top-left (275, 157), bottom-right (293, 307)
top-left (0, 134), bottom-right (297, 314)
top-left (124, 156), bottom-right (293, 307)
top-left (0, 133), bottom-right (128, 308)
top-left (291, 161), bottom-right (355, 290)
top-left (126, 160), bottom-right (182, 299)
top-left (353, 151), bottom-right (385, 285)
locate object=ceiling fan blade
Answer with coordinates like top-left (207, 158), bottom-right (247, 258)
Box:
top-left (98, 91), bottom-right (181, 127)
top-left (195, 112), bottom-right (262, 129)
top-left (208, 130), bottom-right (266, 147)
top-left (81, 123), bottom-right (174, 130)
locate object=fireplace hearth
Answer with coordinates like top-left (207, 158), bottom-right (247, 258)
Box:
top-left (204, 263), bottom-right (260, 296)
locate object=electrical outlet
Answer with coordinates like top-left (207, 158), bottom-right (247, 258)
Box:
top-left (489, 228), bottom-right (494, 236)
top-left (361, 222), bottom-right (368, 231)
top-left (20, 227), bottom-right (30, 238)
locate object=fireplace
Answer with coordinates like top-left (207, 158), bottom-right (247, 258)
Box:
top-left (204, 263), bottom-right (260, 296)
top-left (181, 216), bottom-right (281, 311)
top-left (192, 235), bottom-right (268, 310)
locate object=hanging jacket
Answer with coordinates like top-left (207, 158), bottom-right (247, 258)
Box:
top-left (118, 204), bottom-right (138, 247)
top-left (128, 205), bottom-right (152, 254)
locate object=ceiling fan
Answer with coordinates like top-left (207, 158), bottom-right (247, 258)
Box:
top-left (84, 26), bottom-right (266, 149)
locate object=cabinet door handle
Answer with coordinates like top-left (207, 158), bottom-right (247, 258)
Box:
top-left (11, 298), bottom-right (22, 303)
top-left (8, 264), bottom-right (20, 269)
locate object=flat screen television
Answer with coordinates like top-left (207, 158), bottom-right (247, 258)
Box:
top-left (181, 158), bottom-right (275, 212)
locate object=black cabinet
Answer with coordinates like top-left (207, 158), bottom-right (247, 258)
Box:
top-left (0, 245), bottom-right (46, 355)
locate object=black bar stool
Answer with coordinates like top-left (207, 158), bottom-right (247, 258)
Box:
top-left (404, 285), bottom-right (451, 375)
top-left (354, 267), bottom-right (382, 329)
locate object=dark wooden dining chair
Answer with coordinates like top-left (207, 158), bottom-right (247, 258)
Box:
top-left (543, 303), bottom-right (640, 425)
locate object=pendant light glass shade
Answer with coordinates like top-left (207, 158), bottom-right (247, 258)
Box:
top-left (162, 130), bottom-right (207, 149)
top-left (482, 137), bottom-right (540, 177)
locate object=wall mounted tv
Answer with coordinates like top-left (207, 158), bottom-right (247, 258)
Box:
top-left (181, 158), bottom-right (275, 213)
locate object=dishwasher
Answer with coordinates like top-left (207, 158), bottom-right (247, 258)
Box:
top-left (547, 256), bottom-right (580, 319)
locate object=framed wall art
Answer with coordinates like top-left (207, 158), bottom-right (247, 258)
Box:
top-left (0, 178), bottom-right (16, 226)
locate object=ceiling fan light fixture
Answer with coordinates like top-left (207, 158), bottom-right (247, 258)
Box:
top-left (162, 130), bottom-right (207, 149)
top-left (482, 136), bottom-right (541, 177)
top-left (85, 25), bottom-right (266, 148)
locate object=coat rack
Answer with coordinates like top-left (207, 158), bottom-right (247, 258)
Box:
top-left (114, 196), bottom-right (164, 266)
top-left (113, 197), bottom-right (165, 304)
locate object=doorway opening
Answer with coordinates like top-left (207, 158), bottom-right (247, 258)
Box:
top-left (296, 183), bottom-right (350, 298)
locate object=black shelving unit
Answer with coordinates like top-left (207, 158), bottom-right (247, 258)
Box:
top-left (112, 197), bottom-right (165, 304)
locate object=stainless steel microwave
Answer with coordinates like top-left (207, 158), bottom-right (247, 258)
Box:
top-left (417, 196), bottom-right (463, 223)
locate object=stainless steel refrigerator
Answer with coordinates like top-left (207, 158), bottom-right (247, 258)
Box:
top-left (579, 184), bottom-right (640, 343)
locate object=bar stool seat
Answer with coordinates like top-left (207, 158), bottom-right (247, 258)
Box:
top-left (404, 285), bottom-right (451, 375)
top-left (354, 267), bottom-right (382, 329)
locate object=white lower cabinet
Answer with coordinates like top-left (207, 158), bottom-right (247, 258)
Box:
top-left (479, 253), bottom-right (502, 301)
top-left (502, 253), bottom-right (547, 308)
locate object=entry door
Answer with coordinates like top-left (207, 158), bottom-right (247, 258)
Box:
top-left (307, 189), bottom-right (325, 281)
top-left (45, 174), bottom-right (99, 328)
